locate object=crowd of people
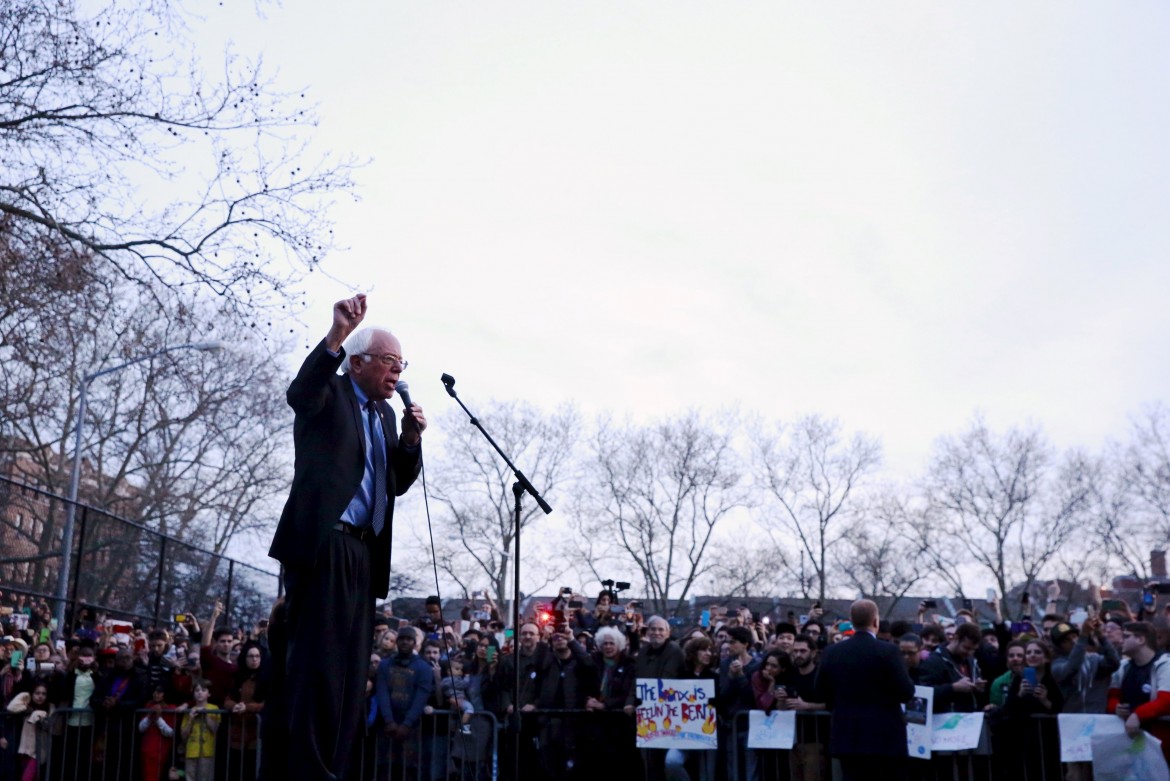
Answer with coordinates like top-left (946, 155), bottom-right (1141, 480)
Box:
top-left (2, 582), bottom-right (1170, 781)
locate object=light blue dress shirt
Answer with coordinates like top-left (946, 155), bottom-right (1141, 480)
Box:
top-left (339, 377), bottom-right (386, 529)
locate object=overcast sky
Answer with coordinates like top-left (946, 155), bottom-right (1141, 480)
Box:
top-left (188, 4), bottom-right (1170, 586)
top-left (197, 1), bottom-right (1169, 480)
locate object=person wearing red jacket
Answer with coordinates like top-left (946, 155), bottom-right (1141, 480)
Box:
top-left (1106, 621), bottom-right (1170, 765)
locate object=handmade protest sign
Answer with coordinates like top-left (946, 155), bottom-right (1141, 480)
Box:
top-left (747, 710), bottom-right (796, 749)
top-left (635, 678), bottom-right (718, 749)
top-left (930, 712), bottom-right (985, 752)
top-left (905, 685), bottom-right (934, 760)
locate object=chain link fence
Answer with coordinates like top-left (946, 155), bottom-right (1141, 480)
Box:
top-left (0, 476), bottom-right (280, 631)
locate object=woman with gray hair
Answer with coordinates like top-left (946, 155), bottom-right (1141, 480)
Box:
top-left (583, 626), bottom-right (640, 780)
top-left (586, 627), bottom-right (634, 711)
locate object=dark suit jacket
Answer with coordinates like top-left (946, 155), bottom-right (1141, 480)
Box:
top-left (812, 632), bottom-right (915, 758)
top-left (268, 340), bottom-right (421, 599)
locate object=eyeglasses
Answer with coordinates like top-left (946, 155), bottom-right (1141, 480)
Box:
top-left (360, 353), bottom-right (409, 370)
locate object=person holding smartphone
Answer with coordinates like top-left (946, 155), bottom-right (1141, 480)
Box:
top-left (995, 640), bottom-right (1062, 779)
top-left (919, 622), bottom-right (988, 714)
top-left (1050, 616), bottom-right (1120, 714)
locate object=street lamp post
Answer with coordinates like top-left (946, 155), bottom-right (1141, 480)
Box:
top-left (52, 341), bottom-right (226, 634)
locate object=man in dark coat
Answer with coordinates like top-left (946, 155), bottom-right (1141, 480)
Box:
top-left (269, 294), bottom-right (425, 781)
top-left (813, 599), bottom-right (915, 781)
top-left (628, 616), bottom-right (686, 781)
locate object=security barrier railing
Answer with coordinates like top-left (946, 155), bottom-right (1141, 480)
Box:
top-left (0, 707), bottom-right (261, 781)
top-left (0, 475), bottom-right (281, 635)
top-left (352, 709), bottom-right (498, 781)
top-left (2, 703), bottom-right (1159, 781)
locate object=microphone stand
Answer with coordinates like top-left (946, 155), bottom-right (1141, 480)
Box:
top-left (440, 373), bottom-right (552, 778)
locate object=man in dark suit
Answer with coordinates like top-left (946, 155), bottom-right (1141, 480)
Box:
top-left (269, 294), bottom-right (425, 781)
top-left (812, 599), bottom-right (915, 781)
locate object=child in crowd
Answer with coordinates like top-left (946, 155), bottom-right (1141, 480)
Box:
top-left (180, 679), bottom-right (220, 781)
top-left (440, 654), bottom-right (479, 735)
top-left (2, 682), bottom-right (53, 781)
top-left (138, 683), bottom-right (177, 781)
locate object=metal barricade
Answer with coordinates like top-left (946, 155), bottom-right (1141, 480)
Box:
top-left (512, 709), bottom-right (640, 781)
top-left (2, 705), bottom-right (52, 781)
top-left (727, 709), bottom-right (1001, 781)
top-left (33, 706), bottom-right (262, 781)
top-left (728, 710), bottom-right (831, 781)
top-left (354, 708), bottom-right (499, 781)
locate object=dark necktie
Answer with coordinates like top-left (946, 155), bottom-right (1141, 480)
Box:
top-left (366, 400), bottom-right (387, 535)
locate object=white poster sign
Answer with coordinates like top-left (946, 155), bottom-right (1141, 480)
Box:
top-left (747, 709), bottom-right (796, 749)
top-left (905, 685), bottom-right (934, 760)
top-left (1058, 714), bottom-right (1125, 764)
top-left (930, 712), bottom-right (985, 752)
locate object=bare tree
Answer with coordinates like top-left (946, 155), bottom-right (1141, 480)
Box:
top-left (1127, 404), bottom-right (1170, 527)
top-left (1091, 405), bottom-right (1170, 581)
top-left (751, 414), bottom-right (882, 603)
top-left (904, 500), bottom-right (970, 597)
top-left (925, 415), bottom-right (1093, 599)
top-left (834, 491), bottom-right (929, 614)
top-left (422, 401), bottom-right (579, 611)
top-left (571, 411), bottom-right (747, 616)
top-left (0, 0), bottom-right (353, 314)
top-left (707, 546), bottom-right (791, 601)
top-left (0, 254), bottom-right (290, 600)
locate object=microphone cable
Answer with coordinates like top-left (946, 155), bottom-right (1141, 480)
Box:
top-left (395, 381), bottom-right (478, 757)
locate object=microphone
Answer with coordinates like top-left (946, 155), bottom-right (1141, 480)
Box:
top-left (396, 381), bottom-right (414, 413)
top-left (441, 373), bottom-right (456, 397)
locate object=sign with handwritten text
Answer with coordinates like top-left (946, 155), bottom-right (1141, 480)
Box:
top-left (635, 678), bottom-right (718, 749)
top-left (931, 712), bottom-right (985, 752)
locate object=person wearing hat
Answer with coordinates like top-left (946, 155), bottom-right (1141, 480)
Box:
top-left (1, 638), bottom-right (28, 709)
top-left (1050, 616), bottom-right (1120, 714)
top-left (771, 622), bottom-right (798, 654)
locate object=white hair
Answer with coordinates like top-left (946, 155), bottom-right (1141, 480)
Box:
top-left (340, 327), bottom-right (395, 374)
top-left (595, 626), bottom-right (627, 653)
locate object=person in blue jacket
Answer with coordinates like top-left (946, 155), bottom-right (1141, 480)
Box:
top-left (375, 627), bottom-right (435, 780)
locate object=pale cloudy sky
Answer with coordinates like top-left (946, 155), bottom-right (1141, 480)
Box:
top-left (206, 1), bottom-right (1170, 481)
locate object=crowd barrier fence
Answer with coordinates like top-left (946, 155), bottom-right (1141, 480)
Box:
top-left (352, 709), bottom-right (498, 781)
top-left (0, 475), bottom-right (281, 635)
top-left (0, 703), bottom-right (1152, 781)
top-left (0, 706), bottom-right (261, 781)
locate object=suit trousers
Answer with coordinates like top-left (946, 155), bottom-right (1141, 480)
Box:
top-left (284, 529), bottom-right (374, 781)
top-left (837, 754), bottom-right (905, 781)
